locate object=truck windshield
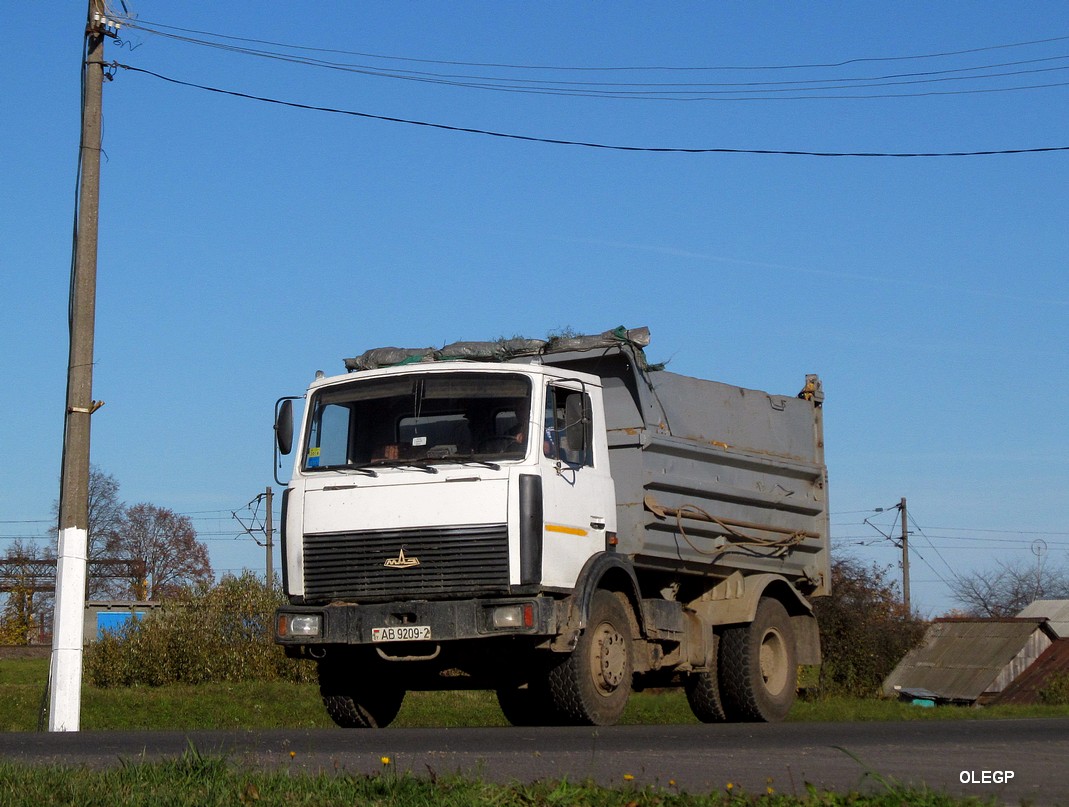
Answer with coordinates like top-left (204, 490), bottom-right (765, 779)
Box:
top-left (303, 372), bottom-right (533, 472)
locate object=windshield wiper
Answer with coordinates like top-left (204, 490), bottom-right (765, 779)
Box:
top-left (309, 464), bottom-right (379, 477)
top-left (358, 458), bottom-right (439, 474)
top-left (436, 457), bottom-right (502, 470)
top-left (434, 455), bottom-right (502, 471)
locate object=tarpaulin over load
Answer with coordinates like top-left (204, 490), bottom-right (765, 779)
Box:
top-left (342, 347), bottom-right (438, 372)
top-left (438, 338), bottom-right (548, 362)
top-left (343, 326), bottom-right (652, 372)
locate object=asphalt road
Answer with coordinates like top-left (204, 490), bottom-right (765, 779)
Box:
top-left (2, 719), bottom-right (1068, 805)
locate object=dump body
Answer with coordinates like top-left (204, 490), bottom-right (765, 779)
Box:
top-left (540, 347), bottom-right (829, 596)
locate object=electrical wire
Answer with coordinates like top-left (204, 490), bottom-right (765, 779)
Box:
top-left (119, 17), bottom-right (1069, 74)
top-left (110, 62), bottom-right (1069, 157)
top-left (116, 20), bottom-right (1069, 101)
top-left (906, 510), bottom-right (959, 581)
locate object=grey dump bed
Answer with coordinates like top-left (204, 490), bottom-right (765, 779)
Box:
top-left (541, 337), bottom-right (830, 597)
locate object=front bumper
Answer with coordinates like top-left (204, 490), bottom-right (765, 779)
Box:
top-left (275, 595), bottom-right (560, 647)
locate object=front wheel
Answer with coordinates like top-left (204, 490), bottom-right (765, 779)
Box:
top-left (718, 597), bottom-right (797, 722)
top-left (547, 590), bottom-right (634, 726)
top-left (496, 679), bottom-right (563, 726)
top-left (318, 659), bottom-right (405, 728)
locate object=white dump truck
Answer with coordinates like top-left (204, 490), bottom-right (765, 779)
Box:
top-left (273, 327), bottom-right (830, 727)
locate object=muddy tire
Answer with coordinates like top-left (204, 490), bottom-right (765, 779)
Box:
top-left (547, 590), bottom-right (633, 726)
top-left (719, 598), bottom-right (796, 722)
top-left (496, 679), bottom-right (562, 726)
top-left (318, 659), bottom-right (405, 728)
top-left (684, 634), bottom-right (726, 723)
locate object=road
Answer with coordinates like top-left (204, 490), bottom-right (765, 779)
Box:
top-left (2, 720), bottom-right (1068, 804)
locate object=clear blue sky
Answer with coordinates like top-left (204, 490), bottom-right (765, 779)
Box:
top-left (2, 2), bottom-right (1067, 616)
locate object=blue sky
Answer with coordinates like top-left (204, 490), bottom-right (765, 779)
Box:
top-left (2, 2), bottom-right (1067, 616)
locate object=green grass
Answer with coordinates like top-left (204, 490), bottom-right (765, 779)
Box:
top-left (0, 752), bottom-right (999, 807)
top-left (3, 657), bottom-right (1069, 732)
top-left (0, 657), bottom-right (49, 686)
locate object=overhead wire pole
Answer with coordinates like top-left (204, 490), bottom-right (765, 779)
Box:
top-left (899, 497), bottom-right (911, 613)
top-left (232, 489), bottom-right (274, 582)
top-left (51, 0), bottom-right (113, 733)
top-left (264, 487), bottom-right (274, 585)
top-left (864, 499), bottom-right (912, 613)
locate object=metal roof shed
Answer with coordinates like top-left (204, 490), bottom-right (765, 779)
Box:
top-left (882, 618), bottom-right (1056, 704)
top-left (991, 639), bottom-right (1069, 705)
top-left (1016, 599), bottom-right (1069, 639)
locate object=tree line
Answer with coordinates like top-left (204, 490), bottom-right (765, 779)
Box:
top-left (0, 466), bottom-right (213, 644)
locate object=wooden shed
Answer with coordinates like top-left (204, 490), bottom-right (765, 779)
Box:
top-left (882, 617), bottom-right (1057, 704)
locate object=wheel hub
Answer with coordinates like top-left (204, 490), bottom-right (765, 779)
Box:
top-left (759, 628), bottom-right (788, 694)
top-left (592, 623), bottom-right (627, 692)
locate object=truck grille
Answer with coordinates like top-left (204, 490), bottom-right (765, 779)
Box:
top-left (301, 524), bottom-right (510, 602)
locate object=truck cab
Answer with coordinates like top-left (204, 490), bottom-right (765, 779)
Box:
top-left (279, 361), bottom-right (615, 612)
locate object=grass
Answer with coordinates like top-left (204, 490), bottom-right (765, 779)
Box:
top-left (4, 657), bottom-right (1069, 732)
top-left (0, 751), bottom-right (1001, 807)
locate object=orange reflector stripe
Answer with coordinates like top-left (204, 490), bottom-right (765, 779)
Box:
top-left (545, 523), bottom-right (588, 537)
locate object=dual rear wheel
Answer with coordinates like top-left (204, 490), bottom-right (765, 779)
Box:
top-left (715, 597), bottom-right (797, 722)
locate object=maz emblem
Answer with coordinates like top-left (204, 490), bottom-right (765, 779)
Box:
top-left (384, 547), bottom-right (420, 569)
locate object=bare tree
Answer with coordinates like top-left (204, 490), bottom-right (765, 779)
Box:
top-left (950, 557), bottom-right (1069, 617)
top-left (103, 504), bottom-right (213, 600)
top-left (51, 465), bottom-right (126, 598)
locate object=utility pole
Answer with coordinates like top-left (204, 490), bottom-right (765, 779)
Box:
top-left (264, 487), bottom-right (274, 585)
top-left (899, 497), bottom-right (911, 614)
top-left (51, 0), bottom-right (111, 732)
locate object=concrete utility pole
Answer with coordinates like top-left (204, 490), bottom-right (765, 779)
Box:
top-left (899, 497), bottom-right (911, 614)
top-left (51, 0), bottom-right (110, 732)
top-left (264, 487), bottom-right (274, 584)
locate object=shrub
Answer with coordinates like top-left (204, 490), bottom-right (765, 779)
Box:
top-left (83, 572), bottom-right (315, 687)
top-left (812, 558), bottom-right (928, 698)
top-left (1038, 671), bottom-right (1069, 705)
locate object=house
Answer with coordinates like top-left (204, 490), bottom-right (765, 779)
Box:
top-left (988, 600), bottom-right (1069, 705)
top-left (1016, 599), bottom-right (1069, 639)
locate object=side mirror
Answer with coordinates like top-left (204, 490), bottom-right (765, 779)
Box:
top-left (275, 398), bottom-right (294, 456)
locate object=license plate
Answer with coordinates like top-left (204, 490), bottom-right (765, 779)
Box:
top-left (371, 625), bottom-right (432, 642)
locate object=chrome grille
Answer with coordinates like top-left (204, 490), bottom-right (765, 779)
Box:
top-left (302, 524), bottom-right (509, 602)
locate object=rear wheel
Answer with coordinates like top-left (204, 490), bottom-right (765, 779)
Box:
top-left (719, 597), bottom-right (796, 722)
top-left (318, 659), bottom-right (405, 728)
top-left (547, 590), bottom-right (633, 726)
top-left (684, 633), bottom-right (726, 723)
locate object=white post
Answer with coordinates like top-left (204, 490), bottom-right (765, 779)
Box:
top-left (49, 527), bottom-right (88, 731)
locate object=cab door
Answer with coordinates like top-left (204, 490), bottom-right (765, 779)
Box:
top-left (537, 381), bottom-right (616, 588)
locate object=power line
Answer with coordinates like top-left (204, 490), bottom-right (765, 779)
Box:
top-left (922, 525), bottom-right (1069, 536)
top-left (120, 18), bottom-right (1069, 73)
top-left (111, 62), bottom-right (1069, 158)
top-left (906, 510), bottom-right (958, 581)
top-left (117, 20), bottom-right (1069, 101)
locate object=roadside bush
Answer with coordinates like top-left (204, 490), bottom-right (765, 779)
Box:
top-left (83, 572), bottom-right (315, 687)
top-left (812, 558), bottom-right (927, 698)
top-left (1038, 671), bottom-right (1069, 705)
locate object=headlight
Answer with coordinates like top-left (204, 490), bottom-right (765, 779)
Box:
top-left (491, 603), bottom-right (534, 629)
top-left (279, 614), bottom-right (321, 637)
